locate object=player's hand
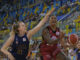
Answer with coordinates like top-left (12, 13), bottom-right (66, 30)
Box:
top-left (76, 41), bottom-right (80, 49)
top-left (8, 53), bottom-right (15, 60)
top-left (46, 8), bottom-right (55, 16)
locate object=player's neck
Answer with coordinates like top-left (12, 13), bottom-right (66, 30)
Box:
top-left (18, 32), bottom-right (25, 37)
top-left (51, 26), bottom-right (56, 31)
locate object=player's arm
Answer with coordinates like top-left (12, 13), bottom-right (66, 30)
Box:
top-left (27, 8), bottom-right (55, 40)
top-left (1, 35), bottom-right (15, 60)
top-left (59, 30), bottom-right (67, 48)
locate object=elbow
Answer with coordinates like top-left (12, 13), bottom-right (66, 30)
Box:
top-left (1, 47), bottom-right (5, 53)
top-left (1, 48), bottom-right (3, 52)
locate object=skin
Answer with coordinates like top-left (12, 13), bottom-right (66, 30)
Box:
top-left (1, 8), bottom-right (55, 60)
top-left (42, 16), bottom-right (64, 45)
top-left (42, 16), bottom-right (69, 60)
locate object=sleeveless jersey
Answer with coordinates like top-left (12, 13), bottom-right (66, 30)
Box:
top-left (40, 26), bottom-right (61, 60)
top-left (10, 33), bottom-right (29, 60)
top-left (45, 26), bottom-right (60, 45)
top-left (47, 26), bottom-right (60, 40)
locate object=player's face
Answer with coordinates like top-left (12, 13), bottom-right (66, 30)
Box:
top-left (49, 16), bottom-right (57, 27)
top-left (18, 22), bottom-right (26, 32)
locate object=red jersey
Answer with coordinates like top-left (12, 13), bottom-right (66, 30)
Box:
top-left (43, 26), bottom-right (60, 45)
top-left (40, 26), bottom-right (61, 60)
top-left (47, 26), bottom-right (60, 40)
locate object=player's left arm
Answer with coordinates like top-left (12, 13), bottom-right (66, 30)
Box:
top-left (59, 30), bottom-right (65, 47)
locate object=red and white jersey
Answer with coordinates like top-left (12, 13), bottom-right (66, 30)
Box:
top-left (47, 26), bottom-right (60, 41)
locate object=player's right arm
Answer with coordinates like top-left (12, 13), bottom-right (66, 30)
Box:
top-left (1, 35), bottom-right (15, 60)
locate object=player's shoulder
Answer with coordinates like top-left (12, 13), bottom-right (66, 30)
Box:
top-left (43, 26), bottom-right (50, 31)
top-left (42, 27), bottom-right (48, 34)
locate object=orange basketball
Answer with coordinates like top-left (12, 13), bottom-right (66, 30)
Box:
top-left (68, 34), bottom-right (78, 45)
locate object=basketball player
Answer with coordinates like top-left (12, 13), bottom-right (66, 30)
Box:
top-left (1, 8), bottom-right (55, 60)
top-left (40, 16), bottom-right (70, 60)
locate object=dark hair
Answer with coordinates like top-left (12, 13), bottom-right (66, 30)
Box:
top-left (50, 16), bottom-right (57, 20)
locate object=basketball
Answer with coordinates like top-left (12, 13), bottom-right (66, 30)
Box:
top-left (68, 34), bottom-right (78, 45)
